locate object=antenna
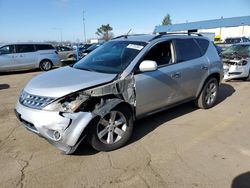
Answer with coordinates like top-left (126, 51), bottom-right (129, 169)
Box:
top-left (125, 29), bottom-right (132, 39)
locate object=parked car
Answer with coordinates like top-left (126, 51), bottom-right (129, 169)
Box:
top-left (55, 46), bottom-right (76, 62)
top-left (79, 43), bottom-right (102, 58)
top-left (0, 43), bottom-right (60, 72)
top-left (218, 37), bottom-right (250, 50)
top-left (15, 34), bottom-right (223, 154)
top-left (221, 43), bottom-right (250, 81)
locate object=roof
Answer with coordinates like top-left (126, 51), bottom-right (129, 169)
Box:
top-left (112, 33), bottom-right (204, 42)
top-left (154, 16), bottom-right (250, 33)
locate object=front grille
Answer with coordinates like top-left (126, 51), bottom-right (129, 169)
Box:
top-left (19, 90), bottom-right (54, 109)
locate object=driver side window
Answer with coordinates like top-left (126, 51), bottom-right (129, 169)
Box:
top-left (143, 41), bottom-right (173, 67)
top-left (0, 45), bottom-right (15, 55)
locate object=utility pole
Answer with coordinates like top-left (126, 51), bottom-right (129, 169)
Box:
top-left (83, 10), bottom-right (87, 43)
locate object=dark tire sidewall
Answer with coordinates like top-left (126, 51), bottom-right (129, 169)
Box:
top-left (40, 60), bottom-right (52, 71)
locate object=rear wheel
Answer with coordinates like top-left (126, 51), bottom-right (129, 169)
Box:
top-left (40, 60), bottom-right (52, 71)
top-left (88, 105), bottom-right (133, 151)
top-left (195, 78), bottom-right (219, 109)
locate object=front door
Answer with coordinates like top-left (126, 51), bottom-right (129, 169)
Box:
top-left (0, 45), bottom-right (18, 71)
top-left (135, 40), bottom-right (183, 117)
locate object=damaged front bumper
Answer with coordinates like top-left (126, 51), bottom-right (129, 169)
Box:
top-left (15, 101), bottom-right (93, 154)
top-left (223, 59), bottom-right (249, 81)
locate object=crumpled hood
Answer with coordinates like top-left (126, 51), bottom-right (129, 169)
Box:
top-left (24, 66), bottom-right (117, 98)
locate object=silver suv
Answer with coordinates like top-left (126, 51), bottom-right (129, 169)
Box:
top-left (0, 43), bottom-right (60, 72)
top-left (15, 34), bottom-right (223, 154)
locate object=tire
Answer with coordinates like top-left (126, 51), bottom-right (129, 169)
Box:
top-left (88, 105), bottom-right (133, 151)
top-left (40, 60), bottom-right (53, 71)
top-left (195, 78), bottom-right (219, 109)
top-left (68, 54), bottom-right (76, 60)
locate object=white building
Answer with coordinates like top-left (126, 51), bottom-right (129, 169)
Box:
top-left (154, 16), bottom-right (250, 42)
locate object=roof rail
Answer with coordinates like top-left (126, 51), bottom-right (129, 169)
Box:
top-left (150, 32), bottom-right (203, 41)
top-left (111, 34), bottom-right (146, 40)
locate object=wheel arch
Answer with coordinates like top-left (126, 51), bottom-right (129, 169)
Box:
top-left (195, 72), bottom-right (221, 98)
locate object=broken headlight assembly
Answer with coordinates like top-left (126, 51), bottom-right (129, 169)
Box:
top-left (43, 92), bottom-right (89, 113)
top-left (240, 60), bottom-right (248, 66)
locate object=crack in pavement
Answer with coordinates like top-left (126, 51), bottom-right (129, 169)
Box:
top-left (16, 153), bottom-right (34, 188)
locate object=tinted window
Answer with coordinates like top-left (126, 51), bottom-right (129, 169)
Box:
top-left (195, 38), bottom-right (209, 55)
top-left (36, 44), bottom-right (54, 50)
top-left (0, 45), bottom-right (15, 55)
top-left (174, 38), bottom-right (201, 62)
top-left (59, 46), bottom-right (71, 51)
top-left (225, 38), bottom-right (241, 44)
top-left (16, 44), bottom-right (35, 53)
top-left (143, 41), bottom-right (172, 66)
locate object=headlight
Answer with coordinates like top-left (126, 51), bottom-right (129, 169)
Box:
top-left (43, 92), bottom-right (89, 113)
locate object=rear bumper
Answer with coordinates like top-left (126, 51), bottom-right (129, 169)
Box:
top-left (15, 100), bottom-right (93, 154)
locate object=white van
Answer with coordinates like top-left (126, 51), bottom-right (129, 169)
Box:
top-left (0, 43), bottom-right (60, 72)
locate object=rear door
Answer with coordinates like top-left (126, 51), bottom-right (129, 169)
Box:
top-left (0, 45), bottom-right (17, 71)
top-left (15, 44), bottom-right (38, 68)
top-left (173, 38), bottom-right (209, 98)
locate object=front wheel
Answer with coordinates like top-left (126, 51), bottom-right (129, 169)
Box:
top-left (195, 78), bottom-right (219, 109)
top-left (40, 60), bottom-right (53, 71)
top-left (88, 105), bottom-right (133, 151)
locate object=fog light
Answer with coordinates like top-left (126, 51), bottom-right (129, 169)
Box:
top-left (53, 131), bottom-right (61, 141)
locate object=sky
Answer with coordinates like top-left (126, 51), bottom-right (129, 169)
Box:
top-left (0, 0), bottom-right (249, 43)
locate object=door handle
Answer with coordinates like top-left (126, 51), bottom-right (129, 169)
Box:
top-left (202, 65), bottom-right (208, 70)
top-left (171, 72), bottom-right (181, 78)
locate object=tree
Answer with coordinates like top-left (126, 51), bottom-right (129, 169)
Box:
top-left (162, 14), bottom-right (172, 25)
top-left (96, 24), bottom-right (114, 41)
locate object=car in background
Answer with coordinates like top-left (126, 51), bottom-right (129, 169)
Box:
top-left (221, 43), bottom-right (250, 81)
top-left (79, 43), bottom-right (102, 58)
top-left (218, 37), bottom-right (250, 50)
top-left (0, 43), bottom-right (60, 72)
top-left (15, 34), bottom-right (222, 154)
top-left (55, 46), bottom-right (76, 62)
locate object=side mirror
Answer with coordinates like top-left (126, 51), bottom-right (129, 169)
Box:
top-left (139, 60), bottom-right (157, 72)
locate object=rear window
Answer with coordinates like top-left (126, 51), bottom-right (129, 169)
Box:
top-left (174, 38), bottom-right (202, 62)
top-left (194, 38), bottom-right (209, 55)
top-left (15, 44), bottom-right (35, 53)
top-left (225, 38), bottom-right (241, 44)
top-left (35, 44), bottom-right (54, 51)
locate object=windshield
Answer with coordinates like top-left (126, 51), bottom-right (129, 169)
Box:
top-left (87, 44), bottom-right (101, 51)
top-left (73, 40), bottom-right (146, 74)
top-left (222, 45), bottom-right (250, 57)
